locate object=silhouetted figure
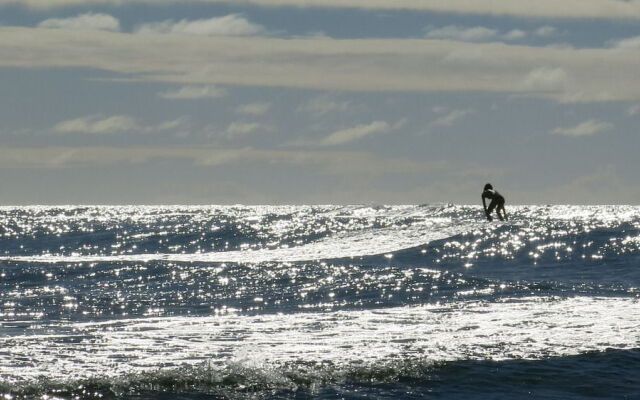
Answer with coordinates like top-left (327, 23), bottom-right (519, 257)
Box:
top-left (482, 183), bottom-right (507, 221)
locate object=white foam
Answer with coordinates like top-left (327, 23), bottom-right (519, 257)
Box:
top-left (2, 217), bottom-right (479, 264)
top-left (2, 296), bottom-right (638, 383)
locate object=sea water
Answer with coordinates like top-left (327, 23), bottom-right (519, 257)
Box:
top-left (0, 205), bottom-right (638, 399)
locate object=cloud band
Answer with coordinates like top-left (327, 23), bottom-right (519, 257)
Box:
top-left (5, 0), bottom-right (640, 20)
top-left (1, 26), bottom-right (639, 102)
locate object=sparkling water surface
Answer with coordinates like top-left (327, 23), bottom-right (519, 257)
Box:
top-left (1, 205), bottom-right (639, 399)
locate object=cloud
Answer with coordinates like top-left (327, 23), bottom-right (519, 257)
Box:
top-left (319, 121), bottom-right (390, 146)
top-left (424, 26), bottom-right (528, 42)
top-left (431, 106), bottom-right (447, 114)
top-left (0, 145), bottom-right (443, 181)
top-left (535, 26), bottom-right (557, 37)
top-left (551, 119), bottom-right (614, 137)
top-left (7, 0), bottom-right (640, 20)
top-left (521, 67), bottom-right (568, 93)
top-left (53, 115), bottom-right (140, 134)
top-left (612, 36), bottom-right (640, 49)
top-left (627, 104), bottom-right (640, 116)
top-left (236, 102), bottom-right (271, 115)
top-left (298, 95), bottom-right (351, 116)
top-left (52, 115), bottom-right (195, 136)
top-left (516, 165), bottom-right (640, 205)
top-left (159, 85), bottom-right (228, 99)
top-left (425, 26), bottom-right (498, 42)
top-left (37, 13), bottom-right (120, 32)
top-left (155, 116), bottom-right (195, 137)
top-left (503, 29), bottom-right (526, 41)
top-left (135, 14), bottom-right (265, 36)
top-left (430, 109), bottom-right (471, 127)
top-left (2, 27), bottom-right (640, 102)
top-left (156, 116), bottom-right (192, 131)
top-left (225, 122), bottom-right (264, 137)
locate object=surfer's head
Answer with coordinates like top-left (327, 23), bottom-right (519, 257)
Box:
top-left (484, 183), bottom-right (493, 191)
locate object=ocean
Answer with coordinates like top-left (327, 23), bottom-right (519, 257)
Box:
top-left (0, 204), bottom-right (638, 399)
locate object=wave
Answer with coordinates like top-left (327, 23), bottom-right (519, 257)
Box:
top-left (1, 204), bottom-right (638, 266)
top-left (3, 346), bottom-right (640, 400)
top-left (3, 296), bottom-right (639, 388)
top-left (2, 206), bottom-right (640, 399)
top-left (0, 216), bottom-right (487, 264)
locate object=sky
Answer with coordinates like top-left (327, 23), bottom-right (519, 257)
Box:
top-left (0, 0), bottom-right (639, 205)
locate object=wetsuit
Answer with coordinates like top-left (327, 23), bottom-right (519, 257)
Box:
top-left (482, 188), bottom-right (506, 221)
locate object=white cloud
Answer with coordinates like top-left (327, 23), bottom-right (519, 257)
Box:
top-left (298, 96), bottom-right (351, 115)
top-left (0, 146), bottom-right (445, 183)
top-left (425, 26), bottom-right (498, 42)
top-left (425, 25), bottom-right (527, 42)
top-left (432, 106), bottom-right (447, 114)
top-left (535, 26), bottom-right (557, 37)
top-left (627, 104), bottom-right (640, 116)
top-left (504, 29), bottom-right (526, 40)
top-left (9, 0), bottom-right (640, 20)
top-left (2, 27), bottom-right (640, 102)
top-left (37, 13), bottom-right (120, 32)
top-left (551, 119), bottom-right (614, 137)
top-left (515, 165), bottom-right (640, 204)
top-left (225, 122), bottom-right (263, 137)
top-left (54, 115), bottom-right (140, 134)
top-left (320, 121), bottom-right (390, 146)
top-left (157, 117), bottom-right (191, 131)
top-left (429, 109), bottom-right (471, 127)
top-left (159, 85), bottom-right (228, 99)
top-left (237, 102), bottom-right (271, 115)
top-left (156, 117), bottom-right (194, 137)
top-left (612, 36), bottom-right (640, 49)
top-left (53, 115), bottom-right (196, 136)
top-left (522, 67), bottom-right (568, 93)
top-left (136, 14), bottom-right (265, 36)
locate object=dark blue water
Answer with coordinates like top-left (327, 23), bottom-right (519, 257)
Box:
top-left (1, 205), bottom-right (639, 399)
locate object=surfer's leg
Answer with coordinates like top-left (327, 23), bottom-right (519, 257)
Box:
top-left (497, 201), bottom-right (506, 221)
top-left (487, 199), bottom-right (497, 217)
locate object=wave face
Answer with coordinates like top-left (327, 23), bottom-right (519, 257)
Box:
top-left (1, 205), bottom-right (639, 399)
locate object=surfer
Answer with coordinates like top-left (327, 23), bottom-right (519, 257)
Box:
top-left (482, 183), bottom-right (507, 221)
